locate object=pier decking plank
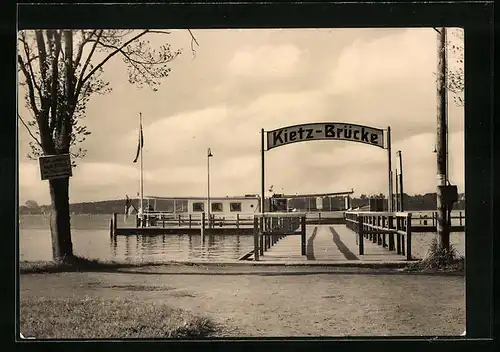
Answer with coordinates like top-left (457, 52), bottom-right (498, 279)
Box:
top-left (252, 225), bottom-right (408, 263)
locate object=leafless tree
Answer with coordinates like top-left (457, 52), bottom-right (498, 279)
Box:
top-left (17, 29), bottom-right (198, 261)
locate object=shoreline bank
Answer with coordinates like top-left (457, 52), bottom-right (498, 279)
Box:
top-left (19, 258), bottom-right (464, 276)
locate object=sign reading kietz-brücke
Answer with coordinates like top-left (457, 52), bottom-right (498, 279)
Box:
top-left (38, 154), bottom-right (72, 181)
top-left (266, 123), bottom-right (385, 150)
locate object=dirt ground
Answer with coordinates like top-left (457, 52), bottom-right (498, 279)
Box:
top-left (20, 265), bottom-right (465, 337)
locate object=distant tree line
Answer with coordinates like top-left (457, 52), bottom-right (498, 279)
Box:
top-left (19, 199), bottom-right (128, 215)
top-left (19, 193), bottom-right (465, 215)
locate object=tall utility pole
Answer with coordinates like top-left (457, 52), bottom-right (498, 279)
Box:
top-left (207, 148), bottom-right (213, 229)
top-left (436, 27), bottom-right (450, 251)
top-left (397, 150), bottom-right (404, 211)
top-left (395, 169), bottom-right (399, 211)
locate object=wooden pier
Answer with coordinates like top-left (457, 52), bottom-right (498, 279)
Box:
top-left (239, 210), bottom-right (465, 263)
top-left (109, 211), bottom-right (347, 237)
top-left (109, 210), bottom-right (465, 264)
top-left (246, 225), bottom-right (408, 263)
top-left (109, 212), bottom-right (308, 238)
top-left (344, 211), bottom-right (465, 261)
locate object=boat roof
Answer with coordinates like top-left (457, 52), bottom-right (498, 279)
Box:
top-left (144, 195), bottom-right (260, 201)
top-left (275, 190), bottom-right (355, 198)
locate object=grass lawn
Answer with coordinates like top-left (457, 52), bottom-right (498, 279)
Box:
top-left (20, 266), bottom-right (465, 337)
top-left (20, 296), bottom-right (219, 339)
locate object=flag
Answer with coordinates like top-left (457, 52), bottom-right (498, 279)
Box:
top-left (124, 195), bottom-right (131, 221)
top-left (125, 195), bottom-right (131, 214)
top-left (133, 123), bottom-right (144, 163)
top-left (124, 195), bottom-right (138, 220)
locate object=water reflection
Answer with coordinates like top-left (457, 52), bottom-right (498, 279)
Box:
top-left (125, 236), bottom-right (133, 260)
top-left (111, 235), bottom-right (118, 257)
top-left (113, 232), bottom-right (252, 262)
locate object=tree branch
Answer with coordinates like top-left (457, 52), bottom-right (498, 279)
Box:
top-left (17, 55), bottom-right (40, 116)
top-left (20, 33), bottom-right (43, 103)
top-left (187, 29), bottom-right (199, 58)
top-left (35, 30), bottom-right (49, 96)
top-left (88, 40), bottom-right (162, 66)
top-left (146, 30), bottom-right (171, 35)
top-left (74, 30), bottom-right (97, 70)
top-left (86, 39), bottom-right (174, 81)
top-left (75, 29), bottom-right (103, 98)
top-left (80, 30), bottom-right (150, 85)
top-left (18, 113), bottom-right (43, 150)
top-left (49, 30), bottom-right (62, 135)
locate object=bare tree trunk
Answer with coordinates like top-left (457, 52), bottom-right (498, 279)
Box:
top-left (49, 177), bottom-right (73, 261)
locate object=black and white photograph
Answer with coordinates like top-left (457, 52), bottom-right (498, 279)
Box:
top-left (18, 25), bottom-right (468, 339)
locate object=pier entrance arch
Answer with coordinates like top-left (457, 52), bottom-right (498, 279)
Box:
top-left (260, 122), bottom-right (393, 211)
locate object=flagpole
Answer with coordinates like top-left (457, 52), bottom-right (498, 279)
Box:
top-left (140, 112), bottom-right (144, 226)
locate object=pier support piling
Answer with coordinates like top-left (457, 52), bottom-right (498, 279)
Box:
top-left (253, 217), bottom-right (260, 261)
top-left (301, 216), bottom-right (306, 255)
top-left (357, 215), bottom-right (364, 255)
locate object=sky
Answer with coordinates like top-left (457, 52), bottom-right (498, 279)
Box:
top-left (17, 28), bottom-right (465, 205)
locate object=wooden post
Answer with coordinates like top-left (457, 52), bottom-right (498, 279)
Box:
top-left (318, 212), bottom-right (322, 224)
top-left (301, 216), bottom-right (306, 255)
top-left (398, 150), bottom-right (405, 211)
top-left (259, 217), bottom-right (264, 256)
top-left (459, 211), bottom-right (462, 226)
top-left (406, 213), bottom-right (412, 260)
top-left (261, 128), bottom-right (265, 215)
top-left (189, 214), bottom-right (192, 228)
top-left (395, 169), bottom-right (400, 211)
top-left (372, 217), bottom-right (377, 244)
top-left (112, 213), bottom-right (117, 237)
top-left (396, 217), bottom-right (402, 255)
top-left (388, 215), bottom-right (395, 251)
top-left (377, 216), bottom-right (382, 245)
top-left (162, 217), bottom-right (165, 228)
top-left (201, 212), bottom-right (206, 230)
top-left (401, 217), bottom-right (406, 256)
top-left (253, 217), bottom-right (260, 261)
top-left (387, 126), bottom-right (393, 212)
top-left (236, 214), bottom-right (240, 229)
top-left (382, 216), bottom-right (387, 247)
top-left (109, 217), bottom-right (114, 238)
top-left (358, 215), bottom-right (364, 255)
top-left (436, 27), bottom-right (450, 252)
top-left (178, 214), bottom-right (181, 226)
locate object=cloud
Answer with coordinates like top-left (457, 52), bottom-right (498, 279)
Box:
top-left (330, 29), bottom-right (436, 94)
top-left (229, 44), bottom-right (301, 78)
top-left (17, 29), bottom-right (465, 204)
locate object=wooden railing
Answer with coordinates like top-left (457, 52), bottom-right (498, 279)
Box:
top-left (137, 212), bottom-right (257, 229)
top-left (239, 213), bottom-right (306, 261)
top-left (345, 211), bottom-right (414, 260)
top-left (410, 211), bottom-right (465, 231)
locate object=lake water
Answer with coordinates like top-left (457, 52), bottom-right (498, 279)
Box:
top-left (19, 214), bottom-right (255, 262)
top-left (19, 213), bottom-right (465, 262)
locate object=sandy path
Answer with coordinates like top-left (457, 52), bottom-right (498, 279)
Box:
top-left (20, 268), bottom-right (465, 337)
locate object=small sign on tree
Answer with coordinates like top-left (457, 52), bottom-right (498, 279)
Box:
top-left (38, 154), bottom-right (72, 181)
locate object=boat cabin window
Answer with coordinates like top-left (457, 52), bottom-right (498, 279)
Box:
top-left (230, 202), bottom-right (242, 212)
top-left (192, 202), bottom-right (205, 212)
top-left (211, 202), bottom-right (223, 212)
